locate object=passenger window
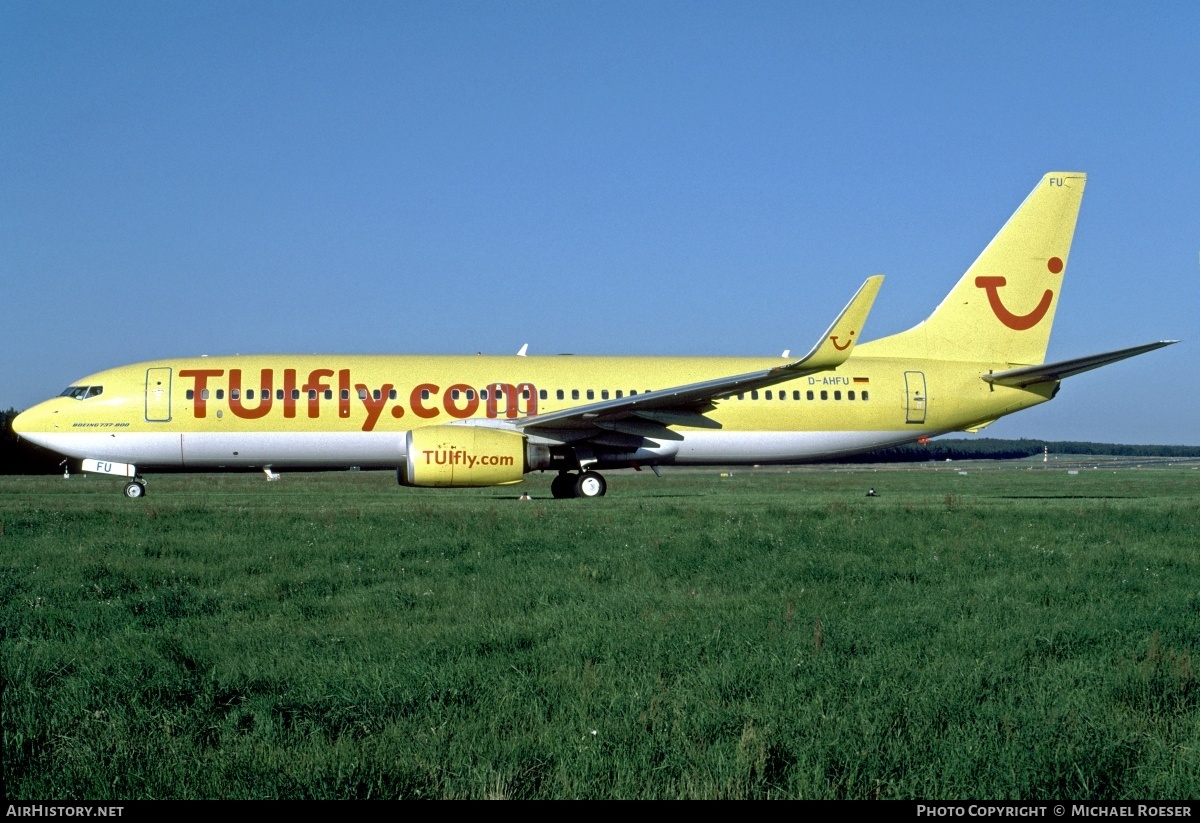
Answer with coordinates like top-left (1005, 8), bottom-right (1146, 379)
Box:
top-left (765, 390), bottom-right (772, 400)
top-left (186, 389), bottom-right (194, 400)
top-left (324, 390), bottom-right (333, 400)
top-left (373, 389), bottom-right (381, 401)
top-left (601, 390), bottom-right (609, 400)
top-left (201, 389), bottom-right (210, 400)
top-left (572, 390), bottom-right (580, 400)
top-left (848, 391), bottom-right (855, 400)
top-left (820, 391), bottom-right (828, 400)
top-left (389, 389), bottom-right (398, 400)
top-left (276, 389), bottom-right (284, 400)
top-left (630, 390), bottom-right (638, 396)
top-left (358, 389), bottom-right (367, 400)
top-left (216, 389), bottom-right (225, 400)
top-left (807, 391), bottom-right (814, 400)
top-left (246, 389), bottom-right (255, 400)
top-left (586, 390), bottom-right (595, 400)
top-left (421, 389), bottom-right (431, 400)
top-left (307, 390), bottom-right (317, 400)
top-left (737, 393), bottom-right (744, 400)
top-left (522, 389), bottom-right (530, 400)
top-left (793, 391), bottom-right (801, 400)
top-left (291, 390), bottom-right (300, 400)
top-left (616, 390), bottom-right (623, 398)
top-left (834, 391), bottom-right (841, 400)
top-left (231, 389), bottom-right (240, 400)
top-left (862, 390), bottom-right (870, 401)
top-left (539, 389), bottom-right (548, 400)
top-left (751, 390), bottom-right (759, 400)
top-left (451, 389), bottom-right (461, 400)
top-left (557, 389), bottom-right (565, 400)
top-left (341, 390), bottom-right (349, 400)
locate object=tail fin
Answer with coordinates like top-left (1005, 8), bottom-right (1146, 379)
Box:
top-left (862, 172), bottom-right (1086, 365)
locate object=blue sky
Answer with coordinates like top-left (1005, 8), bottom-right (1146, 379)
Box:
top-left (3, 2), bottom-right (1197, 444)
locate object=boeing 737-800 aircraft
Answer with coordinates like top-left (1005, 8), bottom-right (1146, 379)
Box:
top-left (13, 172), bottom-right (1174, 498)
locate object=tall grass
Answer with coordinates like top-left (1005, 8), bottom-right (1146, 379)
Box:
top-left (3, 465), bottom-right (1199, 798)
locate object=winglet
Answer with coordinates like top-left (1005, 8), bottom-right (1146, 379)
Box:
top-left (786, 275), bottom-right (883, 371)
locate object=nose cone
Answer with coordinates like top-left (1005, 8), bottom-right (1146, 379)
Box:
top-left (12, 407), bottom-right (34, 435)
top-left (10, 399), bottom-right (74, 459)
top-left (11, 401), bottom-right (57, 439)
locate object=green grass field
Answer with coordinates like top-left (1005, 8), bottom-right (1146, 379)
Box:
top-left (3, 462), bottom-right (1199, 799)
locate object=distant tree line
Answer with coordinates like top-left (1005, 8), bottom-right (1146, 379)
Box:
top-left (2, 409), bottom-right (1198, 475)
top-left (841, 437), bottom-right (1200, 463)
top-left (1, 409), bottom-right (64, 474)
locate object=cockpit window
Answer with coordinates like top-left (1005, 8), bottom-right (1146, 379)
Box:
top-left (59, 385), bottom-right (103, 400)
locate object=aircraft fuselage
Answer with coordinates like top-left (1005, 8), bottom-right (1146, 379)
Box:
top-left (13, 352), bottom-right (1050, 471)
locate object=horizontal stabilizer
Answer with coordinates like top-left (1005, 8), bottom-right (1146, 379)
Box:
top-left (983, 341), bottom-right (1177, 388)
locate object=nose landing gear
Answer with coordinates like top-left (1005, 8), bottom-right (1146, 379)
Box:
top-left (123, 479), bottom-right (147, 499)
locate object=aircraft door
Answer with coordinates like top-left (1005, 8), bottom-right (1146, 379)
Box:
top-left (145, 368), bottom-right (172, 422)
top-left (904, 371), bottom-right (927, 424)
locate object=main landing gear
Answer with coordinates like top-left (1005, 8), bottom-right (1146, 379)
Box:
top-left (123, 478), bottom-right (147, 499)
top-left (550, 470), bottom-right (607, 499)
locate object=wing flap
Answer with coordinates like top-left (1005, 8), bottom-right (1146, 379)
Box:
top-left (589, 431), bottom-right (650, 449)
top-left (595, 418), bottom-right (685, 441)
top-left (634, 409), bottom-right (723, 429)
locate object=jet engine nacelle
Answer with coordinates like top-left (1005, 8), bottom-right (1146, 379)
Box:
top-left (400, 425), bottom-right (546, 487)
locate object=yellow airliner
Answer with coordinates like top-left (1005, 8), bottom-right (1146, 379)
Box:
top-left (13, 172), bottom-right (1175, 499)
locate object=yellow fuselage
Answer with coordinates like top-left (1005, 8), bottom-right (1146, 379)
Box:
top-left (13, 351), bottom-right (1052, 471)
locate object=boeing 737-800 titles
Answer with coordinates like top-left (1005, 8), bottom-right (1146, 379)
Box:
top-left (13, 173), bottom-right (1175, 498)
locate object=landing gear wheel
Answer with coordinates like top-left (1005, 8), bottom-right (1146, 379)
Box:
top-left (123, 480), bottom-right (147, 499)
top-left (551, 473), bottom-right (575, 499)
top-left (574, 471), bottom-right (607, 499)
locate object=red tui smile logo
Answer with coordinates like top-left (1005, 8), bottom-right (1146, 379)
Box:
top-left (974, 258), bottom-right (1063, 331)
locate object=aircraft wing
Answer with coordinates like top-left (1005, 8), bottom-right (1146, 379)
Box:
top-left (509, 275), bottom-right (883, 434)
top-left (982, 341), bottom-right (1177, 389)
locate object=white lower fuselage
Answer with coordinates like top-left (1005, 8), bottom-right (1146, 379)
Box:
top-left (27, 428), bottom-right (945, 470)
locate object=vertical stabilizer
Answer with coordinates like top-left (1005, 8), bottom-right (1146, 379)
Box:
top-left (862, 172), bottom-right (1086, 365)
